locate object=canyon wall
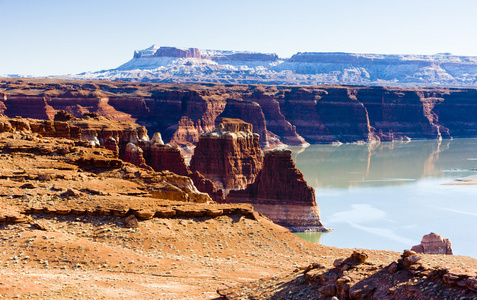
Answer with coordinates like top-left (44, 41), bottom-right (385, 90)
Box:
top-left (227, 149), bottom-right (327, 232)
top-left (3, 79), bottom-right (477, 148)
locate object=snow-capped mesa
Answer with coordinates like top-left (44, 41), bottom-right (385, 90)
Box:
top-left (72, 45), bottom-right (477, 87)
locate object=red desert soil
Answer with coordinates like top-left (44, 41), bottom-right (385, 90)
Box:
top-left (0, 120), bottom-right (474, 299)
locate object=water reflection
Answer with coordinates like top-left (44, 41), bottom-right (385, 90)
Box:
top-left (294, 232), bottom-right (324, 244)
top-left (289, 138), bottom-right (477, 189)
top-left (289, 139), bottom-right (477, 258)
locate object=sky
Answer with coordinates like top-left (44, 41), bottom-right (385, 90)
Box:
top-left (1, 0), bottom-right (477, 76)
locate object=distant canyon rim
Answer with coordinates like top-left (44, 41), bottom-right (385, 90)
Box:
top-left (62, 45), bottom-right (477, 87)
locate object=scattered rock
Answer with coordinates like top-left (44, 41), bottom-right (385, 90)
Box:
top-left (124, 215), bottom-right (139, 228)
top-left (20, 183), bottom-right (36, 189)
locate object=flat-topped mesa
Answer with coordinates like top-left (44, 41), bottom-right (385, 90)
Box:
top-left (227, 149), bottom-right (327, 232)
top-left (411, 232), bottom-right (453, 255)
top-left (154, 47), bottom-right (201, 59)
top-left (189, 118), bottom-right (263, 193)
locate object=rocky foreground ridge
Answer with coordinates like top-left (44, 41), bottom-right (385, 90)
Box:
top-left (71, 45), bottom-right (477, 87)
top-left (3, 78), bottom-right (477, 148)
top-left (219, 249), bottom-right (477, 299)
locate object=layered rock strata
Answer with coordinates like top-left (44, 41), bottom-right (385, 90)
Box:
top-left (189, 118), bottom-right (263, 192)
top-left (411, 232), bottom-right (453, 255)
top-left (5, 79), bottom-right (477, 148)
top-left (227, 149), bottom-right (327, 232)
top-left (0, 125), bottom-right (212, 204)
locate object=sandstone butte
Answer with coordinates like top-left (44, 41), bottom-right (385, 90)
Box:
top-left (0, 112), bottom-right (473, 298)
top-left (4, 78), bottom-right (477, 151)
top-left (189, 118), bottom-right (263, 192)
top-left (189, 118), bottom-right (326, 232)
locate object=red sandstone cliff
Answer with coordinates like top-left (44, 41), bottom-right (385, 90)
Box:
top-left (145, 88), bottom-right (228, 148)
top-left (3, 78), bottom-right (477, 148)
top-left (411, 232), bottom-right (453, 255)
top-left (227, 149), bottom-right (327, 232)
top-left (244, 87), bottom-right (308, 147)
top-left (1, 116), bottom-right (82, 140)
top-left (189, 118), bottom-right (263, 192)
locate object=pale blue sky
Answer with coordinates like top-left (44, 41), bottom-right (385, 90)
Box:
top-left (1, 0), bottom-right (477, 76)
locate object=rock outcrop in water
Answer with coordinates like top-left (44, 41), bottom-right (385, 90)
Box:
top-left (189, 118), bottom-right (263, 192)
top-left (227, 149), bottom-right (327, 232)
top-left (411, 232), bottom-right (453, 255)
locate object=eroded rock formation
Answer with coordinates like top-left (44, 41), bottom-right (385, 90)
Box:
top-left (124, 143), bottom-right (152, 171)
top-left (411, 232), bottom-right (453, 255)
top-left (189, 118), bottom-right (263, 192)
top-left (227, 149), bottom-right (327, 232)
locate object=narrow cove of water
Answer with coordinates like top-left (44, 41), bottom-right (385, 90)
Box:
top-left (290, 138), bottom-right (477, 258)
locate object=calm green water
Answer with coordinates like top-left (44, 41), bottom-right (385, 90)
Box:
top-left (290, 138), bottom-right (477, 258)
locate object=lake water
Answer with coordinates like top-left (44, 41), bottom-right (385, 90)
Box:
top-left (289, 138), bottom-right (477, 258)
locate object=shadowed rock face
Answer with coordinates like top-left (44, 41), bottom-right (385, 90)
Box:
top-left (189, 118), bottom-right (263, 192)
top-left (411, 232), bottom-right (453, 255)
top-left (227, 149), bottom-right (327, 232)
